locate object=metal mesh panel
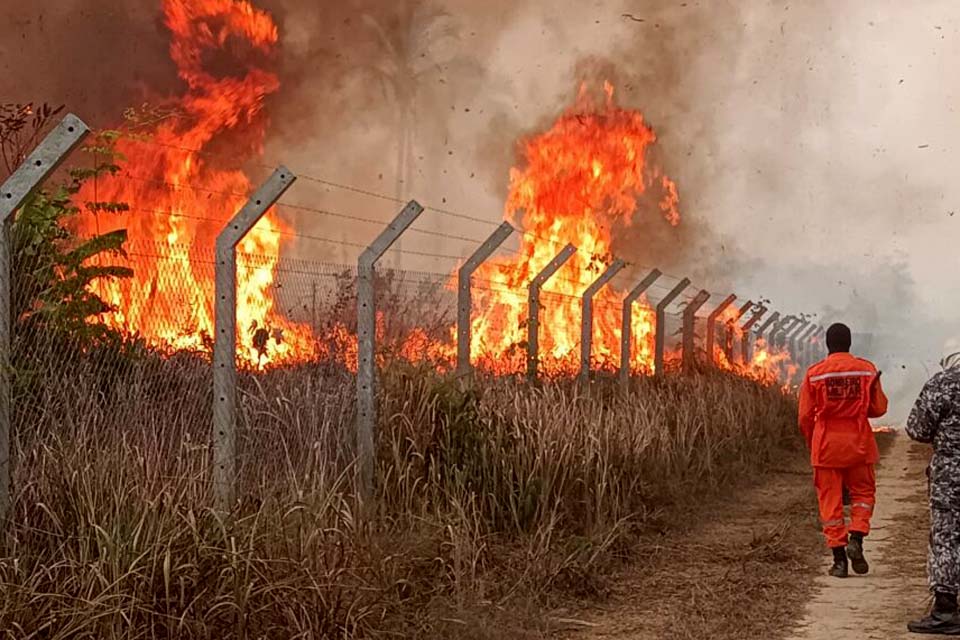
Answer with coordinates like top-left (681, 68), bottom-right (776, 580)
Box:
top-left (591, 296), bottom-right (626, 374)
top-left (3, 110), bottom-right (804, 527)
top-left (232, 255), bottom-right (359, 485)
top-left (375, 267), bottom-right (457, 370)
top-left (12, 237), bottom-right (216, 502)
top-left (469, 272), bottom-right (528, 375)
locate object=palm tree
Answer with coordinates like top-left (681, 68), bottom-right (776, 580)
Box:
top-left (361, 4), bottom-right (465, 270)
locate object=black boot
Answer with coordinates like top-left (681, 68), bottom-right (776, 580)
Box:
top-left (847, 531), bottom-right (869, 575)
top-left (908, 591), bottom-right (960, 634)
top-left (828, 546), bottom-right (848, 578)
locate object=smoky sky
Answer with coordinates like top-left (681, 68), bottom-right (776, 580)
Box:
top-left (4, 0), bottom-right (959, 418)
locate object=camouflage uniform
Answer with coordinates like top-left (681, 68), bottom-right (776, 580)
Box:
top-left (906, 365), bottom-right (960, 595)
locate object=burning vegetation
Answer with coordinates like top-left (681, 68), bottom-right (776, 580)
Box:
top-left (72, 0), bottom-right (793, 383)
top-left (76, 0), bottom-right (315, 368)
top-left (0, 2), bottom-right (821, 636)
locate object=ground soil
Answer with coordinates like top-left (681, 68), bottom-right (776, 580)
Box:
top-left (786, 435), bottom-right (930, 640)
top-left (552, 433), bottom-right (931, 640)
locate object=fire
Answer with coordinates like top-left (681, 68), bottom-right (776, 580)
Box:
top-left (76, 0), bottom-right (315, 367)
top-left (67, 0), bottom-right (798, 386)
top-left (708, 306), bottom-right (798, 385)
top-left (468, 82), bottom-right (677, 375)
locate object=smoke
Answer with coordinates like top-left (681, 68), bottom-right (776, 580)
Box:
top-left (257, 0), bottom-right (758, 272)
top-left (0, 0), bottom-right (176, 126)
top-left (5, 0), bottom-right (958, 417)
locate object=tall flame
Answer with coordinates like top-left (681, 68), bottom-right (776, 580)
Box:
top-left (76, 0), bottom-right (314, 367)
top-left (469, 81), bottom-right (678, 375)
top-left (70, 0), bottom-right (797, 386)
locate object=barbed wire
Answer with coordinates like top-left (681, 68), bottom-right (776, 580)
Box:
top-left (113, 131), bottom-right (279, 174)
top-left (77, 150), bottom-right (757, 310)
top-left (99, 165), bottom-right (689, 282)
top-left (115, 172), bottom-right (252, 200)
top-left (123, 249), bottom-right (214, 266)
top-left (107, 134), bottom-right (512, 264)
top-left (280, 202), bottom-right (486, 246)
top-left (108, 238), bottom-right (706, 312)
top-left (281, 171), bottom-right (650, 269)
top-left (85, 244), bottom-right (731, 323)
top-left (108, 203), bottom-right (468, 263)
top-left (116, 234), bottom-right (733, 313)
top-left (115, 204), bottom-right (228, 227)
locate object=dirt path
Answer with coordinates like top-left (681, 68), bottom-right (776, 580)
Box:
top-left (558, 434), bottom-right (931, 640)
top-left (787, 434), bottom-right (930, 640)
top-left (556, 452), bottom-right (825, 640)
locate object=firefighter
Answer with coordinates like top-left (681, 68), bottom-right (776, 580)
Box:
top-left (906, 340), bottom-right (960, 635)
top-left (799, 322), bottom-right (888, 578)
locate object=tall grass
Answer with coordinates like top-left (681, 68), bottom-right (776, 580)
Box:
top-left (0, 354), bottom-right (797, 638)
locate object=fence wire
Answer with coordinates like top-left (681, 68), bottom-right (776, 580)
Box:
top-left (1, 113), bottom-right (817, 518)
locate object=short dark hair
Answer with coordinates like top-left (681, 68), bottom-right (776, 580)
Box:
top-left (826, 323), bottom-right (852, 353)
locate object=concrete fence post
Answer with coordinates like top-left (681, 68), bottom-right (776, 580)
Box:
top-left (213, 167), bottom-right (296, 511)
top-left (527, 244), bottom-right (577, 381)
top-left (785, 317), bottom-right (804, 346)
top-left (580, 259), bottom-right (625, 382)
top-left (788, 320), bottom-right (812, 361)
top-left (781, 319), bottom-right (809, 381)
top-left (357, 201), bottom-right (424, 497)
top-left (811, 325), bottom-right (826, 363)
top-left (755, 311), bottom-right (781, 360)
top-left (705, 294), bottom-right (737, 367)
top-left (782, 318), bottom-right (804, 351)
top-left (655, 278), bottom-right (691, 377)
top-left (726, 300), bottom-right (753, 363)
top-left (804, 326), bottom-right (822, 370)
top-left (682, 290), bottom-right (712, 373)
top-left (456, 222), bottom-right (513, 376)
top-left (0, 113), bottom-right (88, 527)
top-left (754, 311), bottom-right (779, 342)
top-left (770, 315), bottom-right (796, 351)
top-left (739, 304), bottom-right (767, 364)
top-left (795, 323), bottom-right (819, 371)
top-left (619, 269), bottom-right (662, 386)
top-left (768, 317), bottom-right (794, 381)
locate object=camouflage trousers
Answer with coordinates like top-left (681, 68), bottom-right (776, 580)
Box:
top-left (929, 508), bottom-right (960, 595)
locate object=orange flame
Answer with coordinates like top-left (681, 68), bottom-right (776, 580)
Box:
top-left (706, 306), bottom-right (798, 386)
top-left (468, 82), bottom-right (676, 375)
top-left (76, 0), bottom-right (314, 367)
top-left (70, 0), bottom-right (798, 387)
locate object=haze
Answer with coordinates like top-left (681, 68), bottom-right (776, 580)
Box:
top-left (3, 0), bottom-right (957, 418)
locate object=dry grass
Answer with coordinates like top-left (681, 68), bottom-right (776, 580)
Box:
top-left (0, 350), bottom-right (798, 638)
top-left (549, 427), bottom-right (823, 640)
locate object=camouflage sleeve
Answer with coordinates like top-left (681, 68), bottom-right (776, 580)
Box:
top-left (906, 375), bottom-right (944, 444)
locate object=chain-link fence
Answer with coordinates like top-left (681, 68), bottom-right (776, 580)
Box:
top-left (0, 112), bottom-right (826, 515)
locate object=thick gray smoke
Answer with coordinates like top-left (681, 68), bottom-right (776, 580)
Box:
top-left (5, 0), bottom-right (958, 418)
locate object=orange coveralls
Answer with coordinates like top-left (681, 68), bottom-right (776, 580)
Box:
top-left (799, 352), bottom-right (888, 548)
